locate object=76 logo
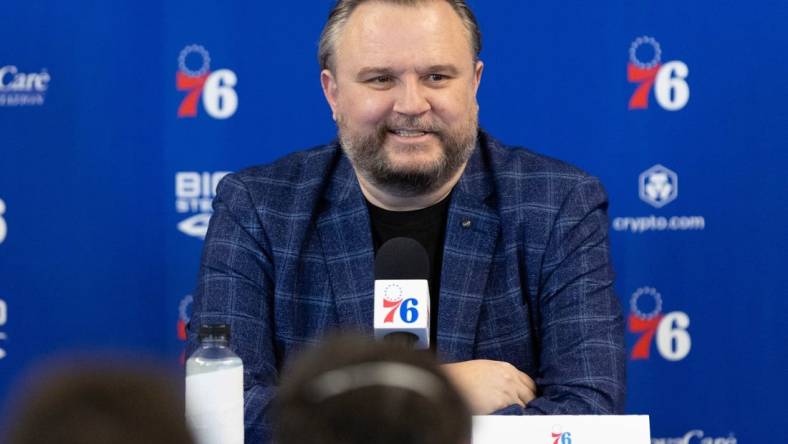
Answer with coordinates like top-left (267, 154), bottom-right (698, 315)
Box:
top-left (383, 297), bottom-right (419, 324)
top-left (381, 284), bottom-right (420, 324)
top-left (628, 36), bottom-right (690, 111)
top-left (176, 45), bottom-right (238, 119)
top-left (628, 287), bottom-right (691, 361)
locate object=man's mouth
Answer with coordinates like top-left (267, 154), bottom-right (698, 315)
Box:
top-left (389, 129), bottom-right (430, 138)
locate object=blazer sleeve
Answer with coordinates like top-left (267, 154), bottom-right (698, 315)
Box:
top-left (187, 173), bottom-right (278, 442)
top-left (524, 177), bottom-right (627, 415)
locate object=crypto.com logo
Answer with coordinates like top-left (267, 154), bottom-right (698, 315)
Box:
top-left (639, 164), bottom-right (678, 208)
top-left (628, 36), bottom-right (690, 111)
top-left (629, 287), bottom-right (691, 361)
top-left (176, 44), bottom-right (238, 119)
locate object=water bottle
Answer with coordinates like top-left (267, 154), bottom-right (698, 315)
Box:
top-left (186, 324), bottom-right (244, 444)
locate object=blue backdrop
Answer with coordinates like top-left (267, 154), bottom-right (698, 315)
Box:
top-left (2, 1), bottom-right (787, 441)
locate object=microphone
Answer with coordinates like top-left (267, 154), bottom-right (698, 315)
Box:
top-left (373, 237), bottom-right (431, 349)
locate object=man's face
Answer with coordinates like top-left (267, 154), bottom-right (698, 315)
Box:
top-left (321, 0), bottom-right (484, 197)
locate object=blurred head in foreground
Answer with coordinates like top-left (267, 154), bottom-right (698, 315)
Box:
top-left (274, 335), bottom-right (471, 444)
top-left (5, 362), bottom-right (193, 444)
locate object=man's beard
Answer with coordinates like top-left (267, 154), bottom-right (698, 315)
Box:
top-left (338, 114), bottom-right (478, 198)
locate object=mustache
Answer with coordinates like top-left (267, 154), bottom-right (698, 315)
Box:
top-left (381, 117), bottom-right (443, 133)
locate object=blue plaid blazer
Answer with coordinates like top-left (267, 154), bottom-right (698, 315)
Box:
top-left (188, 131), bottom-right (626, 443)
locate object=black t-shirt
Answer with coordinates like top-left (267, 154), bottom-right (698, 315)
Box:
top-left (366, 195), bottom-right (451, 348)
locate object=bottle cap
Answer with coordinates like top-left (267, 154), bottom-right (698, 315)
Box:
top-left (198, 324), bottom-right (231, 341)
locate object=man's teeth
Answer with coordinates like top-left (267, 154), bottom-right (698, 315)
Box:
top-left (392, 130), bottom-right (427, 137)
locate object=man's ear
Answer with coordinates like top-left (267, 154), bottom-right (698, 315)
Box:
top-left (473, 60), bottom-right (484, 94)
top-left (321, 69), bottom-right (339, 119)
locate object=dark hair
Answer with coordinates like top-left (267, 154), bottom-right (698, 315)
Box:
top-left (273, 334), bottom-right (471, 444)
top-left (5, 362), bottom-right (193, 444)
top-left (318, 0), bottom-right (482, 71)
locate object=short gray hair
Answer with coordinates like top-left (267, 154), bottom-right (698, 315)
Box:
top-left (318, 0), bottom-right (482, 72)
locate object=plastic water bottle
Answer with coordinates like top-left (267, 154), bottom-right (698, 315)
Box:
top-left (186, 324), bottom-right (244, 444)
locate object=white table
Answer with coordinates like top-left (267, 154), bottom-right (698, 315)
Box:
top-left (473, 415), bottom-right (651, 444)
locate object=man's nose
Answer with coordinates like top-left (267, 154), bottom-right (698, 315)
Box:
top-left (392, 80), bottom-right (431, 116)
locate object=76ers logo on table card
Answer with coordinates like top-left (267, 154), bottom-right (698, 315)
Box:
top-left (628, 36), bottom-right (690, 111)
top-left (176, 44), bottom-right (238, 119)
top-left (551, 425), bottom-right (572, 444)
top-left (382, 284), bottom-right (419, 324)
top-left (628, 287), bottom-right (691, 361)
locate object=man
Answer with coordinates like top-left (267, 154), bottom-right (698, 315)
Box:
top-left (274, 334), bottom-right (471, 444)
top-left (5, 362), bottom-right (193, 444)
top-left (188, 0), bottom-right (626, 442)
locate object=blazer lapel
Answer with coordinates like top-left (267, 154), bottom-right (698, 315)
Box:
top-left (315, 154), bottom-right (375, 333)
top-left (436, 146), bottom-right (500, 362)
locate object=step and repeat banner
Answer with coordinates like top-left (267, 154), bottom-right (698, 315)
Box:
top-left (1, 1), bottom-right (786, 441)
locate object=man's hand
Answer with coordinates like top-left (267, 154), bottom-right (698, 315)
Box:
top-left (441, 360), bottom-right (537, 415)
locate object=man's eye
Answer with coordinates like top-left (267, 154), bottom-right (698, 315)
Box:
top-left (427, 74), bottom-right (448, 82)
top-left (368, 76), bottom-right (393, 84)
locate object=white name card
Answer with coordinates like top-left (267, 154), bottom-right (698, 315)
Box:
top-left (472, 415), bottom-right (650, 444)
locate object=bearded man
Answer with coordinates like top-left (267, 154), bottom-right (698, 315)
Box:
top-left (188, 1), bottom-right (626, 442)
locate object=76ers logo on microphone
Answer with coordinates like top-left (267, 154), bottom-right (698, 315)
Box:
top-left (628, 287), bottom-right (691, 361)
top-left (628, 36), bottom-right (690, 111)
top-left (176, 44), bottom-right (238, 119)
top-left (382, 284), bottom-right (420, 324)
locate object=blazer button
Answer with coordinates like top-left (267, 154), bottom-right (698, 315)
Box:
top-left (462, 220), bottom-right (472, 229)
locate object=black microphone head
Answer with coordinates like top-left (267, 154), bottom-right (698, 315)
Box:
top-left (374, 237), bottom-right (429, 280)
